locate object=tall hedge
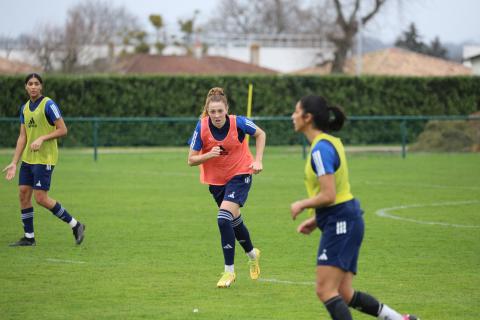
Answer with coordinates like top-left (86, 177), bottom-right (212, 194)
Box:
top-left (1, 75), bottom-right (479, 147)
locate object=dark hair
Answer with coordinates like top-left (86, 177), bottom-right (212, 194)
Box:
top-left (299, 95), bottom-right (346, 132)
top-left (24, 73), bottom-right (43, 85)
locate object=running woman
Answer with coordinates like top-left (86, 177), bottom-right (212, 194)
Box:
top-left (290, 95), bottom-right (419, 320)
top-left (3, 73), bottom-right (85, 247)
top-left (188, 87), bottom-right (266, 288)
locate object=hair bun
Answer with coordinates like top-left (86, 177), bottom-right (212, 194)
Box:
top-left (208, 87), bottom-right (225, 97)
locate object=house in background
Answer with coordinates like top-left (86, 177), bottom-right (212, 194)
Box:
top-left (463, 45), bottom-right (480, 75)
top-left (113, 54), bottom-right (277, 75)
top-left (293, 48), bottom-right (472, 76)
top-left (0, 56), bottom-right (41, 74)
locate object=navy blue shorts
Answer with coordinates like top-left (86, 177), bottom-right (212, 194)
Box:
top-left (315, 199), bottom-right (364, 274)
top-left (18, 161), bottom-right (55, 191)
top-left (209, 174), bottom-right (252, 207)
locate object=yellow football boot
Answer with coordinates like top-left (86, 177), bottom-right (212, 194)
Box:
top-left (217, 272), bottom-right (236, 288)
top-left (248, 248), bottom-right (261, 280)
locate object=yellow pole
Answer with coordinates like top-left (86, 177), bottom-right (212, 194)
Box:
top-left (245, 83), bottom-right (253, 145)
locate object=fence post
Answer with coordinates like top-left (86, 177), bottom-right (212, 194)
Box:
top-left (93, 119), bottom-right (99, 161)
top-left (401, 120), bottom-right (407, 159)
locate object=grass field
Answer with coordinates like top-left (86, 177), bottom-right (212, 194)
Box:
top-left (0, 147), bottom-right (479, 320)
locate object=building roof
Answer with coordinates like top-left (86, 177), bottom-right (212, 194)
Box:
top-left (113, 54), bottom-right (277, 75)
top-left (294, 47), bottom-right (472, 76)
top-left (0, 57), bottom-right (41, 74)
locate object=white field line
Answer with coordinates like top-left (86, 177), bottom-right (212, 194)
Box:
top-left (375, 200), bottom-right (480, 228)
top-left (45, 258), bottom-right (87, 264)
top-left (259, 278), bottom-right (315, 286)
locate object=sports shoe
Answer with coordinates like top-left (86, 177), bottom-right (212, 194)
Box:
top-left (403, 315), bottom-right (419, 320)
top-left (248, 248), bottom-right (261, 280)
top-left (9, 236), bottom-right (36, 247)
top-left (73, 222), bottom-right (85, 245)
top-left (217, 272), bottom-right (236, 288)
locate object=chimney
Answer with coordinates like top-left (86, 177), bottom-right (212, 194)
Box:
top-left (250, 43), bottom-right (260, 65)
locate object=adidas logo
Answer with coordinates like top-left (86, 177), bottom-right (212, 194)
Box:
top-left (27, 118), bottom-right (37, 128)
top-left (223, 244), bottom-right (233, 249)
top-left (227, 191), bottom-right (235, 199)
top-left (35, 181), bottom-right (42, 187)
top-left (318, 249), bottom-right (328, 261)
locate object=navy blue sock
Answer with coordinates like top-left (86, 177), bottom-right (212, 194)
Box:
top-left (232, 215), bottom-right (254, 253)
top-left (49, 202), bottom-right (74, 224)
top-left (217, 209), bottom-right (235, 265)
top-left (21, 207), bottom-right (34, 236)
top-left (348, 291), bottom-right (382, 316)
top-left (324, 296), bottom-right (353, 320)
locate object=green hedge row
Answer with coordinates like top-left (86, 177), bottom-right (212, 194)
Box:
top-left (1, 75), bottom-right (478, 147)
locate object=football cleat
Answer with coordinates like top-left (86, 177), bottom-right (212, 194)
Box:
top-left (403, 314), bottom-right (419, 320)
top-left (73, 222), bottom-right (85, 245)
top-left (248, 248), bottom-right (261, 280)
top-left (9, 236), bottom-right (36, 247)
top-left (217, 272), bottom-right (236, 288)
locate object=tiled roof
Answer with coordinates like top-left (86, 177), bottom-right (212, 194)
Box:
top-left (0, 57), bottom-right (41, 74)
top-left (294, 48), bottom-right (472, 76)
top-left (113, 54), bottom-right (277, 75)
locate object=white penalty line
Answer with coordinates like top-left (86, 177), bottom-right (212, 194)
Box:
top-left (45, 258), bottom-right (87, 264)
top-left (375, 200), bottom-right (480, 228)
top-left (259, 278), bottom-right (315, 286)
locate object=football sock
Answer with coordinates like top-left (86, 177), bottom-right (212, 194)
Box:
top-left (21, 207), bottom-right (34, 238)
top-left (324, 295), bottom-right (353, 320)
top-left (348, 291), bottom-right (381, 316)
top-left (377, 304), bottom-right (403, 320)
top-left (50, 202), bottom-right (75, 226)
top-left (231, 215), bottom-right (254, 253)
top-left (218, 209), bottom-right (235, 266)
top-left (225, 265), bottom-right (234, 273)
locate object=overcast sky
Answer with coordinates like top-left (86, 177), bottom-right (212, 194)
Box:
top-left (1, 0), bottom-right (479, 44)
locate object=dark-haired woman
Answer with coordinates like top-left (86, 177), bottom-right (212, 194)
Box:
top-left (188, 87), bottom-right (266, 288)
top-left (290, 96), bottom-right (418, 320)
top-left (2, 73), bottom-right (85, 246)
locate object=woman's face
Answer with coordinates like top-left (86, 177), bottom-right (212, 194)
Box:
top-left (291, 102), bottom-right (307, 132)
top-left (25, 77), bottom-right (42, 100)
top-left (208, 101), bottom-right (228, 128)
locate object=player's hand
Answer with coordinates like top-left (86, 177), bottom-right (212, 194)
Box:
top-left (290, 201), bottom-right (305, 220)
top-left (30, 137), bottom-right (44, 151)
top-left (208, 146), bottom-right (222, 158)
top-left (2, 163), bottom-right (17, 181)
top-left (250, 161), bottom-right (263, 174)
top-left (297, 217), bottom-right (317, 235)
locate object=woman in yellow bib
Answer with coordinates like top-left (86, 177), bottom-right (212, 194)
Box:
top-left (3, 73), bottom-right (85, 246)
top-left (290, 95), bottom-right (418, 320)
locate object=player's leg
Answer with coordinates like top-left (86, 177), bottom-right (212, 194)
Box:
top-left (317, 266), bottom-right (353, 320)
top-left (32, 164), bottom-right (85, 244)
top-left (10, 162), bottom-right (36, 246)
top-left (224, 174), bottom-right (260, 279)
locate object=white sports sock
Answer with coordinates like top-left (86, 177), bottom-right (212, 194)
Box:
top-left (69, 218), bottom-right (78, 228)
top-left (378, 304), bottom-right (403, 320)
top-left (25, 232), bottom-right (35, 239)
top-left (247, 249), bottom-right (256, 260)
top-left (225, 265), bottom-right (234, 273)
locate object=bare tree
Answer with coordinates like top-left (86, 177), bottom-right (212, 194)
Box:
top-left (328, 0), bottom-right (388, 73)
top-left (61, 0), bottom-right (139, 72)
top-left (205, 0), bottom-right (319, 34)
top-left (21, 24), bottom-right (64, 72)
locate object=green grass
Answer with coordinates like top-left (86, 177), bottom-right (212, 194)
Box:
top-left (1, 147), bottom-right (479, 319)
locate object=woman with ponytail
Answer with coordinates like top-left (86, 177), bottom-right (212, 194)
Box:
top-left (188, 87), bottom-right (266, 288)
top-left (290, 95), bottom-right (419, 320)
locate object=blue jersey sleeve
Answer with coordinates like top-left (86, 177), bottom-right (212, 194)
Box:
top-left (45, 99), bottom-right (62, 125)
top-left (19, 104), bottom-right (25, 124)
top-left (236, 116), bottom-right (257, 135)
top-left (310, 140), bottom-right (340, 176)
top-left (189, 120), bottom-right (203, 151)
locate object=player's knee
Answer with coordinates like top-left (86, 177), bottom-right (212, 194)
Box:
top-left (33, 192), bottom-right (48, 207)
top-left (316, 279), bottom-right (336, 302)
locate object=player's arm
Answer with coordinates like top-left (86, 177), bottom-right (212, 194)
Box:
top-left (290, 175), bottom-right (336, 220)
top-left (187, 147), bottom-right (221, 166)
top-left (30, 118), bottom-right (67, 151)
top-left (250, 125), bottom-right (266, 174)
top-left (3, 124), bottom-right (27, 180)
